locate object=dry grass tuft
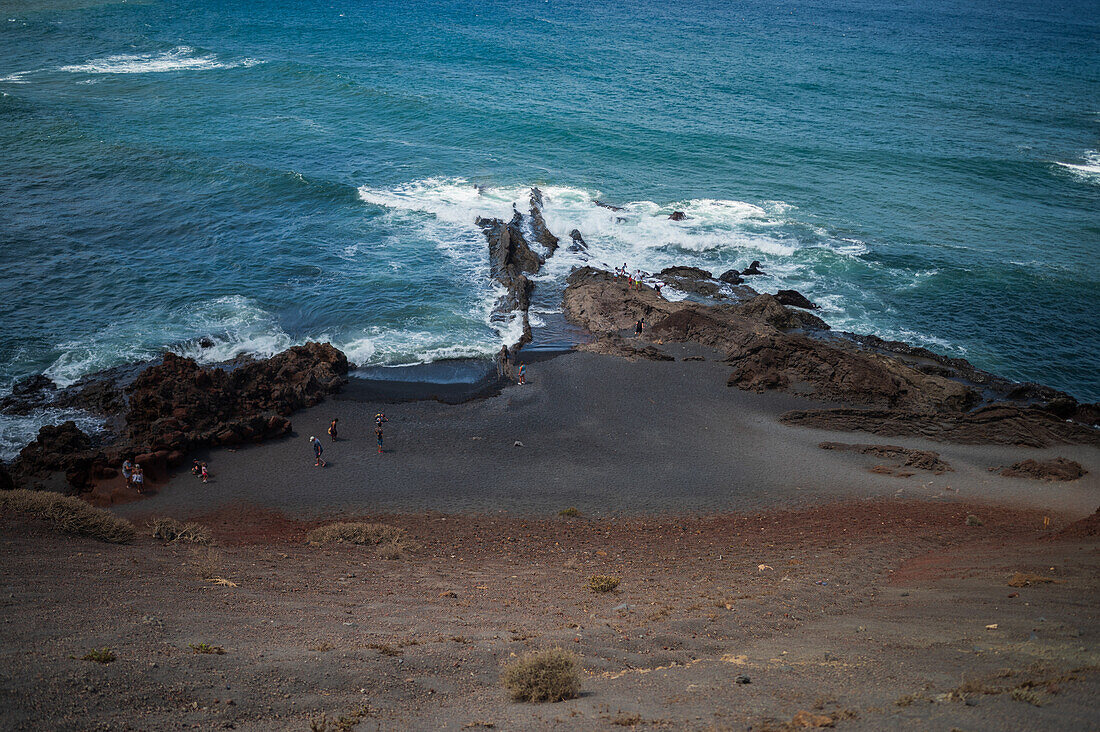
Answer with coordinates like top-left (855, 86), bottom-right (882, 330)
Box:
top-left (150, 517), bottom-right (212, 544)
top-left (558, 507), bottom-right (581, 517)
top-left (501, 648), bottom-right (581, 703)
top-left (306, 522), bottom-right (416, 556)
top-left (1007, 572), bottom-right (1062, 588)
top-left (81, 648), bottom-right (116, 664)
top-left (965, 514), bottom-right (982, 526)
top-left (308, 705), bottom-right (372, 732)
top-left (189, 642), bottom-right (225, 655)
top-left (588, 575), bottom-right (621, 593)
top-left (0, 489), bottom-right (135, 543)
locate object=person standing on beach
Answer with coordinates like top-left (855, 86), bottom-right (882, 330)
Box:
top-left (634, 318), bottom-right (644, 338)
top-left (122, 459), bottom-right (133, 486)
top-left (375, 423), bottom-right (384, 454)
top-left (517, 362), bottom-right (526, 385)
top-left (328, 418), bottom-right (339, 441)
top-left (133, 465), bottom-right (144, 493)
top-left (310, 436), bottom-right (326, 467)
top-left (200, 462), bottom-right (210, 484)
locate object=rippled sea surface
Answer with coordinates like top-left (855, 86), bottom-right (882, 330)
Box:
top-left (1, 0), bottom-right (1097, 454)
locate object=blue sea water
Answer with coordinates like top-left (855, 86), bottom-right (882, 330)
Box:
top-left (1, 0), bottom-right (1098, 456)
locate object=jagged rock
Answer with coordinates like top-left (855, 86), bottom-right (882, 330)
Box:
top-left (742, 260), bottom-right (766, 276)
top-left (736, 294), bottom-right (828, 331)
top-left (774, 289), bottom-right (819, 310)
top-left (660, 266), bottom-right (712, 279)
top-left (727, 331), bottom-right (976, 412)
top-left (11, 374), bottom-right (55, 397)
top-left (781, 404), bottom-right (1100, 447)
top-left (11, 421), bottom-right (105, 490)
top-left (595, 200), bottom-right (624, 212)
top-left (529, 188), bottom-right (559, 256)
top-left (198, 337), bottom-right (215, 349)
top-left (568, 229), bottom-right (588, 252)
top-left (576, 334), bottom-right (674, 362)
top-left (668, 211), bottom-right (687, 221)
top-left (1000, 458), bottom-right (1086, 482)
top-left (819, 441), bottom-right (953, 474)
top-left (125, 342), bottom-right (347, 453)
top-left (718, 269), bottom-right (743, 285)
top-left (563, 267), bottom-right (678, 333)
top-left (657, 266), bottom-right (728, 298)
top-left (477, 215), bottom-right (541, 283)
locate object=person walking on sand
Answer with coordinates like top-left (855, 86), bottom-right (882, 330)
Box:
top-left (310, 436), bottom-right (326, 467)
top-left (517, 362), bottom-right (526, 385)
top-left (122, 458), bottom-right (133, 486)
top-left (328, 418), bottom-right (339, 442)
top-left (200, 462), bottom-right (209, 484)
top-left (191, 459), bottom-right (201, 476)
top-left (375, 423), bottom-right (384, 454)
top-left (133, 465), bottom-right (144, 493)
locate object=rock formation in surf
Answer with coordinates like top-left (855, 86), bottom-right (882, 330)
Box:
top-left (562, 265), bottom-right (1099, 446)
top-left (476, 188), bottom-right (562, 351)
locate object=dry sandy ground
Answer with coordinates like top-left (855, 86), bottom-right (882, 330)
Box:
top-left (2, 349), bottom-right (1098, 730)
top-left (0, 501), bottom-right (1097, 731)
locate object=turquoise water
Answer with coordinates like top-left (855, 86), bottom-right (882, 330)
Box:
top-left (1, 0), bottom-right (1098, 454)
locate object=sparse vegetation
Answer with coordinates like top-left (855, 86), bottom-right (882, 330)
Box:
top-left (965, 514), bottom-right (982, 526)
top-left (588, 575), bottom-right (621, 593)
top-left (189, 642), bottom-right (225, 655)
top-left (188, 546), bottom-right (223, 579)
top-left (150, 517), bottom-right (212, 544)
top-left (306, 522), bottom-right (416, 557)
top-left (1007, 572), bottom-right (1061, 588)
top-left (0, 489), bottom-right (135, 543)
top-left (367, 643), bottom-right (401, 656)
top-left (308, 705), bottom-right (372, 731)
top-left (81, 648), bottom-right (115, 664)
top-left (501, 648), bottom-right (581, 703)
top-left (558, 507), bottom-right (581, 517)
top-left (610, 713), bottom-right (644, 726)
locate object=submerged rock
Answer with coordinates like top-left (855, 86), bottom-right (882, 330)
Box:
top-left (741, 260), bottom-right (766, 276)
top-left (668, 211), bottom-right (688, 221)
top-left (718, 269), bottom-right (743, 285)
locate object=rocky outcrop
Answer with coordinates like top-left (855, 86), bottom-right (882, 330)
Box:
top-left (9, 343), bottom-right (347, 491)
top-left (718, 269), bottom-right (743, 285)
top-left (576, 334), bottom-right (674, 362)
top-left (774, 289), bottom-right (819, 310)
top-left (595, 200), bottom-right (624, 212)
top-left (819, 441), bottom-right (953, 474)
top-left (668, 211), bottom-right (687, 221)
top-left (742, 260), bottom-right (766, 276)
top-left (568, 229), bottom-right (588, 253)
top-left (781, 404), bottom-right (1100, 447)
top-left (477, 189), bottom-right (564, 351)
top-left (0, 462), bottom-right (13, 491)
top-left (563, 267), bottom-right (678, 333)
top-left (657, 266), bottom-right (730, 299)
top-left (999, 458), bottom-right (1086, 482)
top-left (736, 294), bottom-right (828, 331)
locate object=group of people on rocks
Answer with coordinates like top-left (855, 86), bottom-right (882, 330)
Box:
top-left (615, 263), bottom-right (662, 296)
top-left (309, 411), bottom-right (388, 468)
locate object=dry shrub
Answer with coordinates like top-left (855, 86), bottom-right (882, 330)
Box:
top-left (0, 489), bottom-right (135, 543)
top-left (81, 648), bottom-right (115, 664)
top-left (965, 514), bottom-right (982, 526)
top-left (306, 522), bottom-right (415, 553)
top-left (588, 575), bottom-right (621, 593)
top-left (1007, 572), bottom-right (1061, 588)
top-left (558, 507), bottom-right (581, 517)
top-left (188, 545), bottom-right (223, 579)
top-left (189, 642), bottom-right (225, 655)
top-left (501, 648), bottom-right (581, 703)
top-left (150, 517), bottom-right (211, 544)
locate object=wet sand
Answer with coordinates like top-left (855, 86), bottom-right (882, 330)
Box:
top-left (116, 348), bottom-right (1100, 520)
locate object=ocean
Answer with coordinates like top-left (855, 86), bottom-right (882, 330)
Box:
top-left (1, 0), bottom-right (1098, 458)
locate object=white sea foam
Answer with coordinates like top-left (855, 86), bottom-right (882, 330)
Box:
top-left (58, 47), bottom-right (261, 75)
top-left (1055, 150), bottom-right (1100, 184)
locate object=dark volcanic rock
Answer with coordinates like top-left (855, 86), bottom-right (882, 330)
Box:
top-left (657, 266), bottom-right (729, 299)
top-left (819, 441), bottom-right (952, 474)
top-left (0, 462), bottom-right (14, 491)
top-left (529, 188), bottom-right (560, 256)
top-left (736, 294), bottom-right (828, 331)
top-left (660, 266), bottom-right (712, 279)
top-left (563, 267), bottom-right (678, 334)
top-left (125, 342), bottom-right (346, 453)
top-left (1000, 457), bottom-right (1086, 482)
top-left (577, 334), bottom-right (674, 362)
top-left (774, 289), bottom-right (819, 310)
top-left (568, 229), bottom-right (589, 253)
top-left (12, 421), bottom-right (104, 490)
top-left (718, 269), bottom-right (743, 285)
top-left (668, 211), bottom-right (688, 221)
top-left (595, 200), bottom-right (624, 212)
top-left (742, 261), bottom-right (766, 276)
top-left (781, 404), bottom-right (1100, 447)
